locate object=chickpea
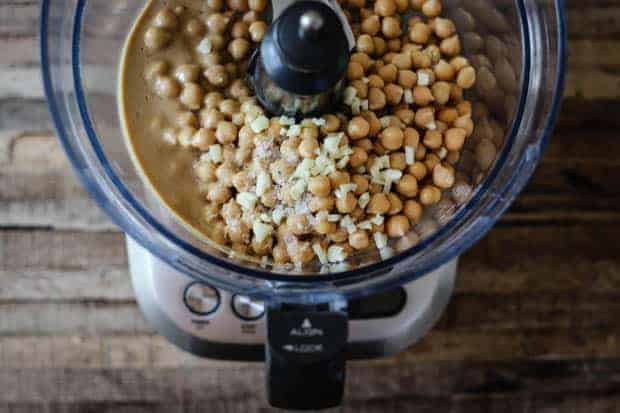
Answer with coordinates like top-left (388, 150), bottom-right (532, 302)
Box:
top-left (422, 0), bottom-right (442, 17)
top-left (360, 111), bottom-right (382, 137)
top-left (390, 152), bottom-right (407, 170)
top-left (227, 0), bottom-right (249, 11)
top-left (368, 87), bottom-right (387, 110)
top-left (192, 128), bottom-right (217, 150)
top-left (457, 66), bottom-right (476, 89)
top-left (414, 107), bottom-right (435, 129)
top-left (196, 161), bottom-right (216, 182)
top-left (456, 101), bottom-right (472, 116)
top-left (350, 146), bottom-right (369, 167)
top-left (422, 130), bottom-right (443, 149)
top-left (145, 60), bottom-right (169, 81)
top-left (309, 196), bottom-right (335, 212)
top-left (424, 152), bottom-right (440, 170)
top-left (413, 85), bottom-right (434, 105)
top-left (433, 163), bottom-right (455, 189)
top-left (415, 143), bottom-right (427, 160)
top-left (206, 13), bottom-right (228, 33)
top-left (378, 64), bottom-right (398, 83)
top-left (434, 60), bottom-right (455, 81)
top-left (391, 53), bottom-right (412, 70)
top-left (329, 171), bottom-right (351, 188)
top-left (177, 126), bottom-right (197, 148)
top-left (230, 21), bottom-right (249, 39)
top-left (411, 50), bottom-right (431, 68)
top-left (361, 15), bottom-right (381, 35)
top-left (207, 0), bottom-right (223, 11)
top-left (316, 219), bottom-right (337, 235)
top-left (321, 114), bottom-right (341, 134)
top-left (200, 108), bottom-right (223, 129)
top-left (308, 176), bottom-right (332, 197)
top-left (204, 65), bottom-right (229, 87)
top-left (154, 7), bottom-right (178, 30)
top-left (367, 193), bottom-right (391, 214)
top-left (242, 10), bottom-right (260, 23)
top-left (184, 18), bottom-right (206, 38)
top-left (351, 79), bottom-right (369, 99)
top-left (219, 99), bottom-right (240, 118)
top-left (336, 192), bottom-right (356, 214)
top-left (144, 27), bottom-right (172, 52)
top-left (393, 126), bottom-right (413, 147)
top-left (440, 35), bottom-right (461, 57)
top-left (179, 82), bottom-right (204, 110)
top-left (433, 17), bottom-right (455, 39)
top-left (248, 21), bottom-right (267, 42)
top-left (381, 16), bottom-right (401, 39)
top-left (450, 84), bottom-right (463, 102)
top-left (232, 170), bottom-right (253, 192)
top-left (373, 37), bottom-right (388, 56)
top-left (229, 38), bottom-right (251, 61)
top-left (347, 61), bottom-right (365, 80)
top-left (438, 107), bottom-right (459, 124)
top-left (387, 192), bottom-right (403, 215)
top-left (454, 115), bottom-right (474, 136)
top-left (199, 52), bottom-right (221, 67)
top-left (384, 83), bottom-right (403, 105)
top-left (396, 108), bottom-right (415, 125)
top-left (396, 70), bottom-right (415, 88)
top-left (215, 121), bottom-right (238, 144)
top-left (349, 230), bottom-right (370, 250)
top-left (387, 39), bottom-right (402, 52)
top-left (444, 128), bottom-right (467, 151)
top-left (377, 127), bottom-right (403, 151)
top-left (176, 111), bottom-right (198, 128)
top-left (288, 214), bottom-right (310, 235)
top-left (350, 52), bottom-right (373, 71)
top-left (476, 139), bottom-right (497, 170)
top-left (175, 64), bottom-right (201, 84)
top-left (367, 74), bottom-right (384, 89)
top-left (351, 174), bottom-right (369, 195)
top-left (409, 22), bottom-right (431, 44)
top-left (249, 0), bottom-right (267, 11)
top-left (409, 161), bottom-right (427, 180)
top-left (329, 229), bottom-right (349, 243)
top-left (208, 183), bottom-right (232, 204)
top-left (299, 136), bottom-right (319, 158)
top-left (396, 174), bottom-right (418, 197)
top-left (419, 185), bottom-right (441, 205)
top-left (403, 200), bottom-right (423, 223)
top-left (375, 0), bottom-right (397, 16)
top-left (153, 75), bottom-right (181, 99)
top-left (386, 215), bottom-right (410, 237)
top-left (357, 34), bottom-right (375, 55)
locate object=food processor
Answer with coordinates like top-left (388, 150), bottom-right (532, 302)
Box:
top-left (40, 0), bottom-right (566, 409)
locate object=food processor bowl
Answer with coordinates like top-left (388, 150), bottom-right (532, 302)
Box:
top-left (40, 0), bottom-right (566, 304)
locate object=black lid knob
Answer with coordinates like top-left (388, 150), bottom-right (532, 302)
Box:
top-left (259, 0), bottom-right (350, 96)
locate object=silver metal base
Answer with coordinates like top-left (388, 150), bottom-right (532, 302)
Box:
top-left (128, 237), bottom-right (457, 360)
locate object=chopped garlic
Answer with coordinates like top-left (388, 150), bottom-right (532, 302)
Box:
top-left (207, 144), bottom-right (223, 163)
top-left (279, 116), bottom-right (295, 125)
top-left (374, 232), bottom-right (388, 249)
top-left (358, 192), bottom-right (370, 209)
top-left (196, 37), bottom-right (212, 54)
top-left (437, 147), bottom-right (448, 159)
top-left (272, 206), bottom-right (285, 224)
top-left (361, 99), bottom-right (369, 111)
top-left (255, 171), bottom-right (271, 196)
top-left (259, 213), bottom-right (272, 223)
top-left (418, 72), bottom-right (430, 86)
top-left (371, 214), bottom-right (384, 225)
top-left (336, 155), bottom-right (350, 169)
top-left (327, 214), bottom-right (341, 222)
top-left (292, 158), bottom-right (314, 180)
top-left (425, 121), bottom-right (437, 130)
top-left (323, 133), bottom-right (343, 156)
top-left (340, 215), bottom-right (356, 233)
top-left (351, 97), bottom-right (361, 115)
top-left (260, 255), bottom-right (269, 268)
top-left (357, 220), bottom-right (372, 230)
top-left (327, 245), bottom-right (347, 263)
top-left (289, 179), bottom-right (306, 201)
top-left (343, 87), bottom-right (357, 105)
top-left (250, 115), bottom-right (269, 133)
top-left (362, 77), bottom-right (370, 84)
top-left (237, 192), bottom-right (258, 211)
top-left (334, 183), bottom-right (357, 199)
top-left (312, 118), bottom-right (326, 127)
top-left (384, 169), bottom-right (403, 182)
top-left (383, 180), bottom-right (393, 193)
top-left (404, 89), bottom-right (413, 104)
top-left (379, 246), bottom-right (394, 260)
top-left (405, 146), bottom-right (415, 165)
top-left (312, 155), bottom-right (336, 176)
top-left (380, 116), bottom-right (392, 129)
top-left (287, 124), bottom-right (301, 138)
top-left (312, 243), bottom-right (328, 265)
top-left (330, 262), bottom-right (350, 272)
top-left (252, 220), bottom-right (273, 242)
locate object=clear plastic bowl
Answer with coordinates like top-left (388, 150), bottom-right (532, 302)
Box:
top-left (41, 0), bottom-right (566, 303)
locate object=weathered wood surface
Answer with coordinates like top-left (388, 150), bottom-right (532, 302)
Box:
top-left (2, 1), bottom-right (620, 412)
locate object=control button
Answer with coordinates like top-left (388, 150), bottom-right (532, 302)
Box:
top-left (232, 294), bottom-right (265, 321)
top-left (183, 282), bottom-right (220, 316)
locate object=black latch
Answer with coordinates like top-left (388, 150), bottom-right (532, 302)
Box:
top-left (266, 301), bottom-right (348, 410)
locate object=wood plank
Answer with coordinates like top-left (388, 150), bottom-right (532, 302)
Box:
top-left (0, 360), bottom-right (620, 412)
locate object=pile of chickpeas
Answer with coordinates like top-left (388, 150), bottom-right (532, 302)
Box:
top-left (139, 0), bottom-right (479, 269)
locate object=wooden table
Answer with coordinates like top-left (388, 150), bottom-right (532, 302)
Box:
top-left (1, 1), bottom-right (619, 411)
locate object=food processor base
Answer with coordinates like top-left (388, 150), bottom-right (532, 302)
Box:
top-left (127, 236), bottom-right (456, 361)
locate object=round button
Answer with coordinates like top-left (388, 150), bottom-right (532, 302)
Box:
top-left (183, 282), bottom-right (220, 316)
top-left (231, 294), bottom-right (265, 321)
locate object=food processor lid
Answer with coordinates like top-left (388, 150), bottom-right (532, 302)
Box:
top-left (260, 0), bottom-right (350, 95)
